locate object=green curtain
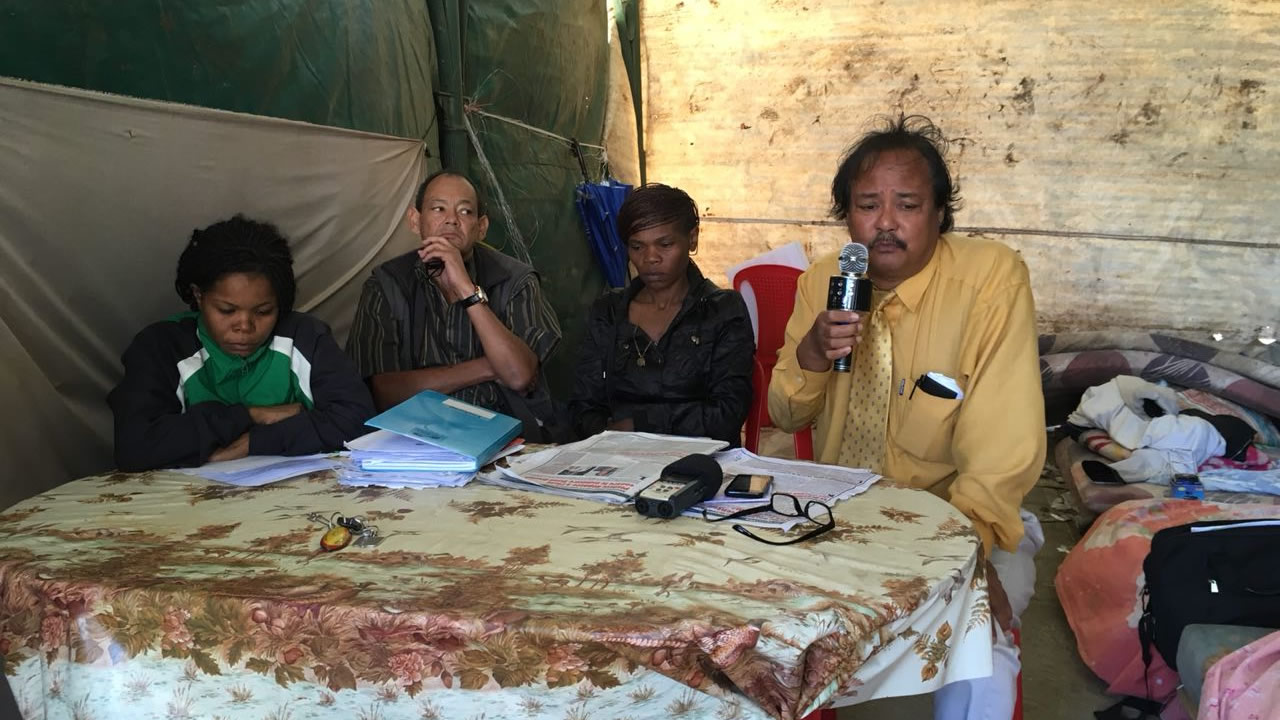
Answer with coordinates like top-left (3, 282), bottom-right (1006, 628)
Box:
top-left (0, 0), bottom-right (621, 396)
top-left (431, 0), bottom-right (613, 395)
top-left (0, 0), bottom-right (440, 144)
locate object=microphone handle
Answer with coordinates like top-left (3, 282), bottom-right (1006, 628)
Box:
top-left (827, 273), bottom-right (873, 373)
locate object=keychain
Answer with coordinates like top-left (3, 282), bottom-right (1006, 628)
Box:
top-left (307, 512), bottom-right (381, 551)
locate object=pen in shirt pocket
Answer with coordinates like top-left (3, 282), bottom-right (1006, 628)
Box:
top-left (909, 372), bottom-right (964, 400)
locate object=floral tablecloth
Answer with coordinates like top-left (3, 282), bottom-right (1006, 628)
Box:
top-left (0, 470), bottom-right (992, 720)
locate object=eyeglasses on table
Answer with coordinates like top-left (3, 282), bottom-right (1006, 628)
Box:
top-left (702, 492), bottom-right (835, 545)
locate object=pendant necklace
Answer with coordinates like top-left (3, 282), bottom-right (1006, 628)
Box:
top-left (632, 326), bottom-right (656, 367)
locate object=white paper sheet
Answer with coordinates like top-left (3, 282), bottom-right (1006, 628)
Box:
top-left (173, 455), bottom-right (339, 487)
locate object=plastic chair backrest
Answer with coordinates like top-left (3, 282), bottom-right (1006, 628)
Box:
top-left (733, 264), bottom-right (804, 364)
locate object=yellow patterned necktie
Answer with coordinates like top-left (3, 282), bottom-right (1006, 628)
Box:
top-left (838, 291), bottom-right (894, 472)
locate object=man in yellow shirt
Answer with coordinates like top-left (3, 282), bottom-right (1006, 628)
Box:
top-left (769, 115), bottom-right (1045, 719)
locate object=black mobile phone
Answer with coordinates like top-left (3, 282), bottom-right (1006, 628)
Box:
top-left (725, 474), bottom-right (773, 499)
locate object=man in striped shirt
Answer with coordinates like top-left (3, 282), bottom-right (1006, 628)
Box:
top-left (345, 171), bottom-right (561, 436)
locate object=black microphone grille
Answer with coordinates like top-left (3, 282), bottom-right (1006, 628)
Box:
top-left (662, 453), bottom-right (721, 478)
top-left (661, 453), bottom-right (723, 501)
top-left (838, 243), bottom-right (869, 275)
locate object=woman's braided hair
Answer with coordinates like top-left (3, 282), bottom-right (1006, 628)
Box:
top-left (174, 215), bottom-right (296, 313)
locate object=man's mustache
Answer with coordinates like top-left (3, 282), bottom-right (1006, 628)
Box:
top-left (872, 232), bottom-right (907, 250)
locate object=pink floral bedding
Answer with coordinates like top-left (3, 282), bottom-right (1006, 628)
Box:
top-left (1199, 630), bottom-right (1280, 720)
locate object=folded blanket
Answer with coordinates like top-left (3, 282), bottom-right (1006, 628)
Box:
top-left (1197, 468), bottom-right (1280, 497)
top-left (1199, 445), bottom-right (1275, 472)
top-left (1180, 389), bottom-right (1280, 447)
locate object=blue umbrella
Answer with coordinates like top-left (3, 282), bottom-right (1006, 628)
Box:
top-left (572, 140), bottom-right (631, 288)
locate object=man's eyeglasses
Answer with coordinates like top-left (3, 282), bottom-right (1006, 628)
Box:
top-left (702, 493), bottom-right (834, 545)
top-left (423, 258), bottom-right (446, 280)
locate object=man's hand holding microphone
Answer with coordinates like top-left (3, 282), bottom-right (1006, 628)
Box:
top-left (797, 243), bottom-right (871, 373)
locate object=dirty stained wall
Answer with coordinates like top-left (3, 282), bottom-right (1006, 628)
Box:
top-left (641, 0), bottom-right (1278, 340)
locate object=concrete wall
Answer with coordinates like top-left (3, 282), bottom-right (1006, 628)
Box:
top-left (640, 0), bottom-right (1278, 341)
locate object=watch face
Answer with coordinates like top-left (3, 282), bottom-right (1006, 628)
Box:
top-left (460, 286), bottom-right (488, 307)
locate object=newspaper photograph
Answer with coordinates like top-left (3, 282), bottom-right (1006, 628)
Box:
top-left (492, 431), bottom-right (729, 502)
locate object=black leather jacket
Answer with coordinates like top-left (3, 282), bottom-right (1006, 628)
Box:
top-left (569, 262), bottom-right (754, 445)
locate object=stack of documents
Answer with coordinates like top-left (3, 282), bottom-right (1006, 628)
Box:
top-left (336, 462), bottom-right (477, 490)
top-left (174, 454), bottom-right (340, 487)
top-left (340, 431), bottom-right (523, 489)
top-left (347, 430), bottom-right (486, 472)
top-left (340, 390), bottom-right (523, 489)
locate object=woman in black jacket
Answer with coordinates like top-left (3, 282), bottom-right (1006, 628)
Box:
top-left (569, 184), bottom-right (754, 445)
top-left (108, 215), bottom-right (375, 471)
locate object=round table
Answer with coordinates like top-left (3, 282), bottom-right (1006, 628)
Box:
top-left (0, 470), bottom-right (992, 719)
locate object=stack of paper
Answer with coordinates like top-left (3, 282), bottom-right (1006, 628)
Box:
top-left (340, 430), bottom-right (524, 489)
top-left (361, 390), bottom-right (522, 469)
top-left (346, 430), bottom-right (484, 472)
top-left (336, 461), bottom-right (477, 490)
top-left (339, 390), bottom-right (524, 489)
top-left (174, 454), bottom-right (340, 487)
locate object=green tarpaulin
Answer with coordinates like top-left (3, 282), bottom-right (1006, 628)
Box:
top-left (0, 0), bottom-right (631, 395)
top-left (0, 1), bottom-right (441, 143)
top-left (443, 0), bottom-right (612, 393)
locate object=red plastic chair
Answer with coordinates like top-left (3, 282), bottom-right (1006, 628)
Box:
top-left (733, 264), bottom-right (813, 460)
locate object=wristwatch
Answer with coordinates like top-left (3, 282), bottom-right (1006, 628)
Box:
top-left (457, 285), bottom-right (489, 308)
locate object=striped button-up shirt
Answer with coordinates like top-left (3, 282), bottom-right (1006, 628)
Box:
top-left (346, 245), bottom-right (561, 412)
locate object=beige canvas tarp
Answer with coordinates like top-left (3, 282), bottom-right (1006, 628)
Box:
top-left (0, 77), bottom-right (428, 508)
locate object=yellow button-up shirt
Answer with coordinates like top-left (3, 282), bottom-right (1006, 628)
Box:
top-left (768, 234), bottom-right (1045, 554)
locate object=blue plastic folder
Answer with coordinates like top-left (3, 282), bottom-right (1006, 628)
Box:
top-left (364, 390), bottom-right (521, 469)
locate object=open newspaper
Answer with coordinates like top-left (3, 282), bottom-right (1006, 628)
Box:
top-left (690, 448), bottom-right (881, 530)
top-left (483, 434), bottom-right (881, 531)
top-left (485, 431), bottom-right (729, 502)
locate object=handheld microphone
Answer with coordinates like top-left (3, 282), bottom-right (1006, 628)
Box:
top-left (827, 243), bottom-right (872, 373)
top-left (634, 454), bottom-right (722, 519)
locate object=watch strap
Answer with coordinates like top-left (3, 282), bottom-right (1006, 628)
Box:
top-left (457, 286), bottom-right (487, 308)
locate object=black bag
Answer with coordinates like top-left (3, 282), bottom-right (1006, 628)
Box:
top-left (1138, 518), bottom-right (1280, 671)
